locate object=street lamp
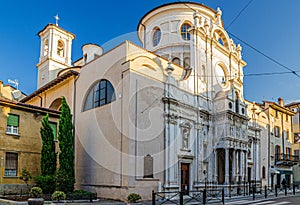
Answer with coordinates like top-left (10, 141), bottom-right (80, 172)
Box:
top-left (203, 170), bottom-right (207, 189)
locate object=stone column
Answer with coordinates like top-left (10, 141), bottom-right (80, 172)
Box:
top-left (239, 151), bottom-right (243, 181)
top-left (225, 148), bottom-right (230, 184)
top-left (214, 149), bottom-right (218, 183)
top-left (232, 149), bottom-right (236, 183)
top-left (244, 150), bottom-right (248, 182)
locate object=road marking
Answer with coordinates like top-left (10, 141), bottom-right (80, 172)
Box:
top-left (226, 200), bottom-right (254, 204)
top-left (251, 201), bottom-right (275, 205)
top-left (251, 202), bottom-right (291, 205)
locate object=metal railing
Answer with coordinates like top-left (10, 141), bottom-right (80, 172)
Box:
top-left (152, 189), bottom-right (225, 205)
top-left (275, 154), bottom-right (300, 162)
top-left (152, 184), bottom-right (300, 205)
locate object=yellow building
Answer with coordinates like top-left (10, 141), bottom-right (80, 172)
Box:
top-left (0, 96), bottom-right (60, 194)
top-left (285, 102), bottom-right (300, 185)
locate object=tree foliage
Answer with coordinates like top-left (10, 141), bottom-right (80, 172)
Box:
top-left (57, 97), bottom-right (75, 193)
top-left (40, 114), bottom-right (56, 176)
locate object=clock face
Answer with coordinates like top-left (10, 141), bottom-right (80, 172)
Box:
top-left (215, 64), bottom-right (227, 86)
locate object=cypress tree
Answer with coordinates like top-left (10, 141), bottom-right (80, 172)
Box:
top-left (57, 97), bottom-right (75, 193)
top-left (40, 114), bottom-right (56, 176)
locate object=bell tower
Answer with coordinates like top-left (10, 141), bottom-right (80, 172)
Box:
top-left (36, 16), bottom-right (75, 88)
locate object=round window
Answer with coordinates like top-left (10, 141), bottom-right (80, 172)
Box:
top-left (215, 64), bottom-right (227, 85)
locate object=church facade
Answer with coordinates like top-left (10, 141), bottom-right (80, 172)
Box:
top-left (22, 2), bottom-right (269, 201)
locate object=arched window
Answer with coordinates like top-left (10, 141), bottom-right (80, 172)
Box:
top-left (183, 57), bottom-right (190, 69)
top-left (235, 91), bottom-right (239, 113)
top-left (44, 39), bottom-right (49, 56)
top-left (262, 166), bottom-right (266, 179)
top-left (57, 40), bottom-right (64, 57)
top-left (181, 23), bottom-right (191, 41)
top-left (153, 28), bottom-right (161, 47)
top-left (172, 57), bottom-right (180, 66)
top-left (83, 79), bottom-right (116, 111)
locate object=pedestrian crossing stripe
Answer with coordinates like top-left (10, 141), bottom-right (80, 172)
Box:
top-left (250, 201), bottom-right (291, 205)
top-left (226, 200), bottom-right (291, 205)
top-left (251, 201), bottom-right (275, 205)
top-left (226, 200), bottom-right (254, 204)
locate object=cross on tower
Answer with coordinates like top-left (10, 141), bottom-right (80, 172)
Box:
top-left (54, 14), bottom-right (60, 26)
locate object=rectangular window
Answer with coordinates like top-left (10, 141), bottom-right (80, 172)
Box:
top-left (274, 126), bottom-right (280, 138)
top-left (286, 148), bottom-right (291, 160)
top-left (49, 122), bottom-right (57, 140)
top-left (6, 114), bottom-right (19, 135)
top-left (294, 150), bottom-right (300, 161)
top-left (5, 152), bottom-right (18, 176)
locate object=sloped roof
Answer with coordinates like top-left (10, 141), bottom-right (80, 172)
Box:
top-left (21, 70), bottom-right (79, 103)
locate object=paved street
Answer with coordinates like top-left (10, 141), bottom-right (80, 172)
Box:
top-left (223, 196), bottom-right (300, 205)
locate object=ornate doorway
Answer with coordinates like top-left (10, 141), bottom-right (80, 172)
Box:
top-left (181, 163), bottom-right (190, 195)
top-left (217, 149), bottom-right (225, 184)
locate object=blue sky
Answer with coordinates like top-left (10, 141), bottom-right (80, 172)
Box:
top-left (1, 0), bottom-right (300, 103)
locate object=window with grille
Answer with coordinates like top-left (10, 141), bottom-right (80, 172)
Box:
top-left (6, 114), bottom-right (19, 135)
top-left (83, 79), bottom-right (116, 111)
top-left (180, 23), bottom-right (191, 41)
top-left (5, 152), bottom-right (18, 176)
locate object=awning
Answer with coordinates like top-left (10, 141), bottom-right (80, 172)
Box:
top-left (278, 170), bottom-right (293, 175)
top-left (269, 168), bottom-right (280, 174)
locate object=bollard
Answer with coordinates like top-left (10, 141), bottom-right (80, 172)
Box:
top-left (152, 190), bottom-right (156, 205)
top-left (252, 186), bottom-right (255, 200)
top-left (293, 184), bottom-right (296, 195)
top-left (89, 193), bottom-right (93, 203)
top-left (285, 185), bottom-right (287, 196)
top-left (275, 185), bottom-right (278, 197)
top-left (203, 189), bottom-right (207, 205)
top-left (180, 191), bottom-right (183, 205)
top-left (265, 185), bottom-right (267, 199)
top-left (222, 188), bottom-right (225, 204)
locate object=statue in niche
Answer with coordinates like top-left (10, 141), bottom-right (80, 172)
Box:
top-left (230, 126), bottom-right (234, 136)
top-left (182, 128), bottom-right (190, 150)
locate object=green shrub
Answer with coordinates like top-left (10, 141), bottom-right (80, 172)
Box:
top-left (19, 168), bottom-right (32, 192)
top-left (29, 187), bottom-right (43, 198)
top-left (34, 175), bottom-right (56, 194)
top-left (52, 191), bottom-right (66, 202)
top-left (127, 193), bottom-right (141, 203)
top-left (68, 190), bottom-right (97, 200)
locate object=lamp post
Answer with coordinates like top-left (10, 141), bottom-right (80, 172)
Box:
top-left (251, 104), bottom-right (258, 187)
top-left (203, 170), bottom-right (207, 189)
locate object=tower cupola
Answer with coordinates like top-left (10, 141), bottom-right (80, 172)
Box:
top-left (36, 18), bottom-right (75, 88)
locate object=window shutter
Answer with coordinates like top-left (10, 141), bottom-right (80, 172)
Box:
top-left (7, 114), bottom-right (19, 127)
top-left (49, 122), bottom-right (57, 140)
top-left (5, 153), bottom-right (18, 169)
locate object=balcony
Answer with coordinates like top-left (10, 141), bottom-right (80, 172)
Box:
top-left (275, 154), bottom-right (299, 166)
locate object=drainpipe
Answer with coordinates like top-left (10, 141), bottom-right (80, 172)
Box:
top-left (140, 24), bottom-right (146, 48)
top-left (73, 74), bottom-right (79, 187)
top-left (282, 112), bottom-right (285, 156)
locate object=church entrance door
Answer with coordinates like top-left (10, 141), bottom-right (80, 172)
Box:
top-left (181, 163), bottom-right (190, 195)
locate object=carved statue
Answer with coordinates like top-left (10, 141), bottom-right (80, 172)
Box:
top-left (182, 128), bottom-right (190, 150)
